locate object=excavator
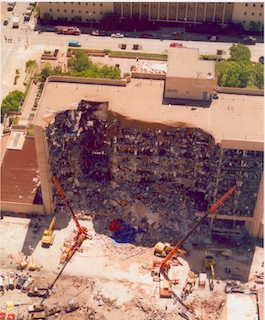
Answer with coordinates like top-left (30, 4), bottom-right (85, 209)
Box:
top-left (41, 216), bottom-right (56, 247)
top-left (151, 185), bottom-right (236, 298)
top-left (51, 176), bottom-right (91, 264)
top-left (154, 242), bottom-right (186, 258)
top-left (204, 250), bottom-right (216, 290)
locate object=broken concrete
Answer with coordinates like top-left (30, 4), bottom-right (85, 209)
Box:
top-left (44, 99), bottom-right (263, 247)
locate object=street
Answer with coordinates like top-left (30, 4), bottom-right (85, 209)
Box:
top-left (1, 1), bottom-right (264, 103)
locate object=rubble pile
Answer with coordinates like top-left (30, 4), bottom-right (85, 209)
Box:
top-left (45, 100), bottom-right (263, 246)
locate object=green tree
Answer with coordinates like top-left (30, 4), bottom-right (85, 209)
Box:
top-left (99, 65), bottom-right (121, 79)
top-left (73, 51), bottom-right (91, 73)
top-left (230, 43), bottom-right (251, 63)
top-left (252, 63), bottom-right (264, 89)
top-left (1, 90), bottom-right (24, 121)
top-left (40, 63), bottom-right (53, 82)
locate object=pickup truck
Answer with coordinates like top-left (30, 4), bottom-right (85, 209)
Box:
top-left (238, 36), bottom-right (256, 45)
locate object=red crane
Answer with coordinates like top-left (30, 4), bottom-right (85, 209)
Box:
top-left (52, 176), bottom-right (90, 263)
top-left (160, 185), bottom-right (236, 271)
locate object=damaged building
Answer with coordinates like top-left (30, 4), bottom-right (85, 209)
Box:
top-left (32, 68), bottom-right (263, 245)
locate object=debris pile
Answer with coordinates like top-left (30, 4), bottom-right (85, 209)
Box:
top-left (45, 100), bottom-right (263, 246)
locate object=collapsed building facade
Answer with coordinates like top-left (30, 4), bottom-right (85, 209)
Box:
top-left (37, 94), bottom-right (263, 245)
top-left (32, 49), bottom-right (263, 243)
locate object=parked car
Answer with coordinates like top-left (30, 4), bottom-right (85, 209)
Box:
top-left (0, 312), bottom-right (6, 320)
top-left (170, 42), bottom-right (183, 47)
top-left (46, 306), bottom-right (62, 316)
top-left (111, 33), bottom-right (124, 38)
top-left (208, 35), bottom-right (219, 41)
top-left (7, 314), bottom-right (15, 320)
top-left (21, 276), bottom-right (34, 292)
top-left (6, 275), bottom-right (15, 290)
top-left (28, 305), bottom-right (45, 313)
top-left (139, 33), bottom-right (153, 38)
top-left (7, 2), bottom-right (16, 11)
top-left (0, 275), bottom-right (4, 294)
top-left (3, 17), bottom-right (10, 25)
top-left (65, 302), bottom-right (79, 313)
top-left (91, 30), bottom-right (106, 36)
top-left (68, 40), bottom-right (81, 47)
top-left (16, 274), bottom-right (28, 290)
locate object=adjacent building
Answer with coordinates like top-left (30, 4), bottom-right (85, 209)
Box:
top-left (165, 47), bottom-right (217, 100)
top-left (39, 2), bottom-right (264, 31)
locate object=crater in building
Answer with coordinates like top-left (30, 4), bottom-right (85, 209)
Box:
top-left (45, 100), bottom-right (263, 247)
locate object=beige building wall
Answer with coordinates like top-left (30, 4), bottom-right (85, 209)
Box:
top-left (165, 76), bottom-right (216, 100)
top-left (39, 2), bottom-right (263, 31)
top-left (115, 2), bottom-right (234, 24)
top-left (250, 173), bottom-right (264, 238)
top-left (39, 2), bottom-right (114, 23)
top-left (165, 47), bottom-right (217, 100)
top-left (34, 125), bottom-right (54, 215)
top-left (232, 2), bottom-right (264, 31)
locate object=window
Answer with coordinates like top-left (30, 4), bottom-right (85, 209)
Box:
top-left (64, 9), bottom-right (66, 12)
top-left (57, 9), bottom-right (59, 12)
top-left (72, 10), bottom-right (74, 13)
top-left (245, 3), bottom-right (248, 6)
top-left (261, 4), bottom-right (263, 7)
top-left (93, 3), bottom-right (95, 6)
top-left (260, 13), bottom-right (262, 16)
top-left (86, 10), bottom-right (88, 14)
top-left (244, 12), bottom-right (247, 15)
top-left (79, 10), bottom-right (81, 13)
top-left (243, 20), bottom-right (246, 23)
top-left (253, 3), bottom-right (255, 7)
top-left (252, 12), bottom-right (254, 15)
top-left (100, 3), bottom-right (103, 6)
top-left (49, 8), bottom-right (52, 12)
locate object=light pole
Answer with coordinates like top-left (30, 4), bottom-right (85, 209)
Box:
top-left (183, 17), bottom-right (187, 33)
top-left (88, 13), bottom-right (93, 29)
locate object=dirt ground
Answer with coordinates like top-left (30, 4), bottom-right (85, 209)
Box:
top-left (0, 215), bottom-right (263, 320)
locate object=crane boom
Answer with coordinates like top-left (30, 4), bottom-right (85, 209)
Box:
top-left (52, 176), bottom-right (83, 232)
top-left (160, 185), bottom-right (236, 270)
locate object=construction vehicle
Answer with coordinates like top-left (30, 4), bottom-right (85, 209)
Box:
top-left (28, 255), bottom-right (37, 271)
top-left (17, 252), bottom-right (28, 270)
top-left (204, 250), bottom-right (216, 290)
top-left (204, 248), bottom-right (232, 259)
top-left (151, 185), bottom-right (236, 298)
top-left (52, 176), bottom-right (91, 264)
top-left (41, 217), bottom-right (56, 247)
top-left (181, 271), bottom-right (198, 299)
top-left (154, 242), bottom-right (186, 258)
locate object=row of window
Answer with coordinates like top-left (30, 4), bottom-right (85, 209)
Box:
top-left (49, 9), bottom-right (101, 15)
top-left (50, 2), bottom-right (103, 5)
top-left (246, 3), bottom-right (263, 7)
top-left (244, 12), bottom-right (263, 16)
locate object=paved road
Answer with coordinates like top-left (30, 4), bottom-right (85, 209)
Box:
top-left (1, 5), bottom-right (264, 103)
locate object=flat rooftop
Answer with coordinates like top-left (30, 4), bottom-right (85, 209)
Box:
top-left (167, 47), bottom-right (216, 79)
top-left (34, 78), bottom-right (264, 147)
top-left (1, 138), bottom-right (39, 203)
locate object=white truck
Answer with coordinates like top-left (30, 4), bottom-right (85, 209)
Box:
top-left (12, 16), bottom-right (19, 28)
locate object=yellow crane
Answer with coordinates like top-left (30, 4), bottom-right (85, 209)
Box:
top-left (41, 216), bottom-right (56, 247)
